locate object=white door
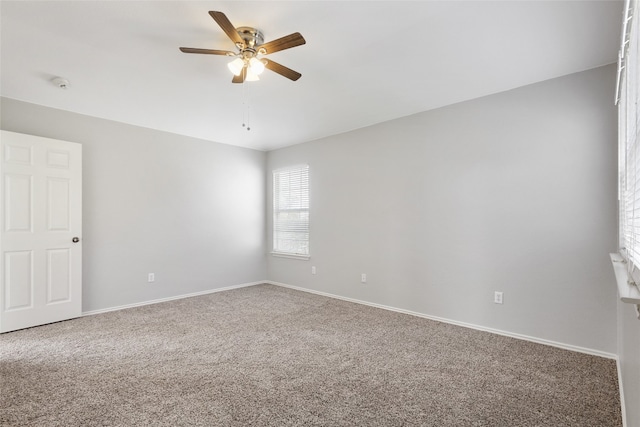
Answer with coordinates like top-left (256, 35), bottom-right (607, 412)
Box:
top-left (0, 130), bottom-right (82, 333)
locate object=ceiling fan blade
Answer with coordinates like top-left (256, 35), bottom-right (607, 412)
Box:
top-left (259, 32), bottom-right (306, 55)
top-left (209, 11), bottom-right (244, 47)
top-left (263, 59), bottom-right (302, 81)
top-left (179, 47), bottom-right (234, 56)
top-left (232, 68), bottom-right (246, 84)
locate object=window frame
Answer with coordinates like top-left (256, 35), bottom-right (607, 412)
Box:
top-left (616, 0), bottom-right (640, 302)
top-left (271, 164), bottom-right (310, 260)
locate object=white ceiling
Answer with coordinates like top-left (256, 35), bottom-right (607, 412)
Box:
top-left (0, 1), bottom-right (623, 151)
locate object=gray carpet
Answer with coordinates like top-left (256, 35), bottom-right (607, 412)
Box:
top-left (0, 284), bottom-right (622, 426)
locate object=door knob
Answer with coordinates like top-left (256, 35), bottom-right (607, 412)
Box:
top-left (72, 237), bottom-right (80, 243)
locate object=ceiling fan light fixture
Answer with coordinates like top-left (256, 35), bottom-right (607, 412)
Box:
top-left (227, 57), bottom-right (245, 76)
top-left (246, 67), bottom-right (260, 81)
top-left (249, 57), bottom-right (265, 75)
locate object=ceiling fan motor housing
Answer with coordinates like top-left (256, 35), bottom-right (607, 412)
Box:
top-left (236, 27), bottom-right (264, 51)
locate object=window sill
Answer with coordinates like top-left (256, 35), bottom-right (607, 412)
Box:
top-left (609, 253), bottom-right (640, 304)
top-left (271, 252), bottom-right (310, 261)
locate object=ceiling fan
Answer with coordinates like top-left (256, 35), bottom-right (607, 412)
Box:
top-left (180, 11), bottom-right (306, 83)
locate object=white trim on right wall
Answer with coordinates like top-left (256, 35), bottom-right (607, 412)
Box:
top-left (267, 281), bottom-right (617, 360)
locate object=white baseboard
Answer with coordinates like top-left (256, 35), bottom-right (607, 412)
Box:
top-left (82, 281), bottom-right (264, 317)
top-left (81, 279), bottom-right (623, 422)
top-left (84, 279), bottom-right (618, 360)
top-left (617, 357), bottom-right (628, 427)
top-left (266, 280), bottom-right (618, 360)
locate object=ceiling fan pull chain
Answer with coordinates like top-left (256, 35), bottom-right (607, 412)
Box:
top-left (243, 76), bottom-right (250, 131)
top-left (241, 76), bottom-right (248, 130)
top-left (246, 93), bottom-right (251, 131)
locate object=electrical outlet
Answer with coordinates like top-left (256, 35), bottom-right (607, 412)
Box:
top-left (361, 273), bottom-right (367, 283)
top-left (148, 273), bottom-right (155, 283)
top-left (311, 266), bottom-right (316, 275)
top-left (494, 291), bottom-right (503, 304)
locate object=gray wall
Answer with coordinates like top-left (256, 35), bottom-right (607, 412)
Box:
top-left (2, 64), bottom-right (631, 420)
top-left (267, 64), bottom-right (619, 355)
top-left (1, 97), bottom-right (267, 312)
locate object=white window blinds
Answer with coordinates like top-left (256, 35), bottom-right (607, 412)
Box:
top-left (273, 165), bottom-right (309, 257)
top-left (618, 0), bottom-right (640, 277)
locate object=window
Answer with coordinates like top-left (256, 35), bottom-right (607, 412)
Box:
top-left (618, 0), bottom-right (640, 282)
top-left (273, 165), bottom-right (309, 258)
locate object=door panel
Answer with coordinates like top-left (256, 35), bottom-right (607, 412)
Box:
top-left (48, 177), bottom-right (70, 231)
top-left (46, 149), bottom-right (70, 169)
top-left (4, 144), bottom-right (31, 165)
top-left (0, 130), bottom-right (82, 333)
top-left (5, 174), bottom-right (32, 232)
top-left (47, 248), bottom-right (71, 304)
top-left (4, 250), bottom-right (33, 310)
